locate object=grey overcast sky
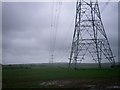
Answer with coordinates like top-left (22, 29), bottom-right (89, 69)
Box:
top-left (2, 2), bottom-right (118, 64)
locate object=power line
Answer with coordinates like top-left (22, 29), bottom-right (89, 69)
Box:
top-left (49, 2), bottom-right (62, 63)
top-left (52, 2), bottom-right (62, 55)
top-left (54, 3), bottom-right (76, 62)
top-left (57, 17), bottom-right (75, 62)
top-left (58, 46), bottom-right (71, 62)
top-left (58, 16), bottom-right (75, 53)
top-left (49, 2), bottom-right (54, 63)
top-left (49, 2), bottom-right (54, 54)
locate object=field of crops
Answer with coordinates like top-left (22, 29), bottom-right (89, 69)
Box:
top-left (2, 64), bottom-right (120, 89)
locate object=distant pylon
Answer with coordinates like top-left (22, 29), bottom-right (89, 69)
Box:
top-left (69, 0), bottom-right (115, 69)
top-left (49, 54), bottom-right (54, 63)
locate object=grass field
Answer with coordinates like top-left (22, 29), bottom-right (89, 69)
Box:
top-left (2, 64), bottom-right (120, 89)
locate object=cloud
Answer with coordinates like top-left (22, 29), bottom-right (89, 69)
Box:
top-left (2, 2), bottom-right (118, 64)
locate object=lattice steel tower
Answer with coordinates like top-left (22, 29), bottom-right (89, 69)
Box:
top-left (69, 0), bottom-right (115, 69)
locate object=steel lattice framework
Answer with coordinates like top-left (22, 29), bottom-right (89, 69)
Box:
top-left (69, 0), bottom-right (115, 69)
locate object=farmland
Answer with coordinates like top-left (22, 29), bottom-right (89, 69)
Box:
top-left (2, 63), bottom-right (120, 89)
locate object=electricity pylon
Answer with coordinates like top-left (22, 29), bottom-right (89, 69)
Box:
top-left (69, 0), bottom-right (115, 69)
top-left (49, 54), bottom-right (54, 63)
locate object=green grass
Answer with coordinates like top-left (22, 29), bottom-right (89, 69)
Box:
top-left (2, 66), bottom-right (120, 88)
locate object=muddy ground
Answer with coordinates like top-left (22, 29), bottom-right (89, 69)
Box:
top-left (39, 78), bottom-right (120, 89)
